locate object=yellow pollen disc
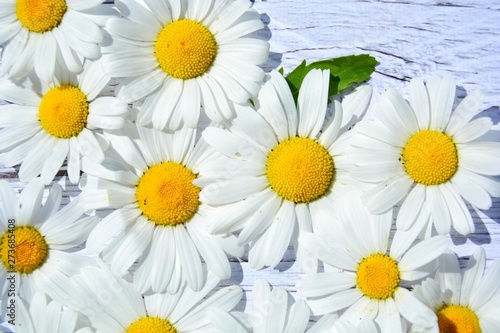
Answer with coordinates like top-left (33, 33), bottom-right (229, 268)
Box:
top-left (266, 137), bottom-right (334, 203)
top-left (0, 226), bottom-right (49, 274)
top-left (437, 305), bottom-right (482, 333)
top-left (126, 317), bottom-right (177, 333)
top-left (402, 130), bottom-right (458, 185)
top-left (16, 0), bottom-right (67, 33)
top-left (356, 253), bottom-right (400, 300)
top-left (136, 162), bottom-right (201, 226)
top-left (39, 85), bottom-right (89, 139)
top-left (155, 19), bottom-right (218, 80)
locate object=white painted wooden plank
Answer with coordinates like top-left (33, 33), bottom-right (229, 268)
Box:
top-left (1, 0), bottom-right (499, 329)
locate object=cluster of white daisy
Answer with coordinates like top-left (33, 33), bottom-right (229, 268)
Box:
top-left (0, 0), bottom-right (499, 332)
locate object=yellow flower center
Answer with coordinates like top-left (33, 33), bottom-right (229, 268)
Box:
top-left (356, 253), bottom-right (400, 300)
top-left (402, 130), bottom-right (458, 185)
top-left (155, 19), bottom-right (218, 80)
top-left (437, 305), bottom-right (481, 333)
top-left (136, 162), bottom-right (201, 226)
top-left (16, 0), bottom-right (67, 33)
top-left (39, 85), bottom-right (89, 139)
top-left (266, 137), bottom-right (334, 203)
top-left (126, 317), bottom-right (177, 333)
top-left (0, 226), bottom-right (49, 274)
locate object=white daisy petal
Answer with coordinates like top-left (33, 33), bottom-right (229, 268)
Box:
top-left (102, 50), bottom-right (158, 77)
top-left (187, 220), bottom-right (231, 280)
top-left (86, 208), bottom-right (140, 254)
top-left (0, 104), bottom-right (38, 127)
top-left (396, 184), bottom-right (425, 231)
top-left (115, 0), bottom-right (162, 28)
top-left (426, 186), bottom-right (451, 235)
top-left (341, 296), bottom-right (378, 323)
top-left (51, 27), bottom-right (83, 73)
top-left (385, 89), bottom-right (419, 135)
top-left (145, 227), bottom-right (176, 293)
top-left (458, 142), bottom-right (500, 176)
top-left (110, 217), bottom-right (155, 275)
top-left (117, 69), bottom-right (165, 103)
top-left (300, 232), bottom-right (358, 271)
top-left (106, 17), bottom-right (159, 42)
top-left (469, 259), bottom-right (500, 310)
top-left (480, 319), bottom-right (500, 333)
top-left (59, 23), bottom-right (101, 59)
top-left (453, 117), bottom-right (492, 143)
top-left (377, 298), bottom-right (403, 332)
top-left (427, 76), bottom-right (455, 131)
top-left (230, 104), bottom-right (278, 151)
top-left (394, 288), bottom-right (437, 330)
top-left (371, 92), bottom-right (413, 144)
top-left (436, 251), bottom-right (462, 304)
top-left (451, 169), bottom-right (492, 210)
top-left (202, 127), bottom-right (267, 164)
top-left (18, 136), bottom-right (55, 183)
top-left (0, 123), bottom-right (41, 152)
top-left (460, 247), bottom-right (486, 306)
top-left (362, 174), bottom-right (413, 214)
top-left (257, 74), bottom-right (291, 142)
top-left (62, 10), bottom-right (103, 44)
top-left (409, 77), bottom-right (430, 130)
top-left (393, 212), bottom-right (430, 259)
top-left (0, 80), bottom-right (41, 106)
top-left (398, 235), bottom-right (448, 273)
top-left (297, 69), bottom-right (329, 138)
top-left (78, 128), bottom-right (105, 162)
top-left (307, 289), bottom-right (363, 316)
top-left (174, 226), bottom-right (204, 291)
top-left (319, 101), bottom-right (343, 149)
top-left (284, 300), bottom-right (310, 333)
top-left (440, 182), bottom-right (474, 235)
top-left (263, 287), bottom-right (288, 333)
top-left (297, 272), bottom-right (356, 298)
top-left (41, 140), bottom-right (69, 185)
top-left (446, 89), bottom-right (485, 135)
top-left (142, 0), bottom-right (172, 23)
top-left (67, 0), bottom-right (106, 11)
top-left (35, 33), bottom-right (57, 82)
top-left (237, 193), bottom-right (281, 246)
top-left (200, 176), bottom-right (268, 205)
top-left (340, 84), bottom-right (372, 132)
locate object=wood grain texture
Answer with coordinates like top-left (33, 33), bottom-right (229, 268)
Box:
top-left (1, 0), bottom-right (499, 323)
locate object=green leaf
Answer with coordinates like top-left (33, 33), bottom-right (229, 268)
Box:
top-left (284, 54), bottom-right (377, 101)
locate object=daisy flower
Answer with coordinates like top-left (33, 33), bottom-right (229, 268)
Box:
top-left (70, 261), bottom-right (242, 333)
top-left (209, 280), bottom-right (379, 333)
top-left (103, 0), bottom-right (269, 130)
top-left (350, 77), bottom-right (500, 237)
top-left (0, 59), bottom-right (129, 185)
top-left (411, 247), bottom-right (500, 333)
top-left (80, 122), bottom-right (242, 294)
top-left (296, 194), bottom-right (449, 332)
top-left (199, 69), bottom-right (372, 270)
top-left (0, 178), bottom-right (98, 320)
top-left (18, 292), bottom-right (92, 333)
top-left (0, 0), bottom-right (114, 81)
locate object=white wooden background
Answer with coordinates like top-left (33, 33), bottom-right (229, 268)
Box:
top-left (1, 0), bottom-right (500, 327)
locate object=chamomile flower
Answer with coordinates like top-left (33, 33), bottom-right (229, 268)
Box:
top-left (71, 262), bottom-right (242, 333)
top-left (199, 69), bottom-right (372, 270)
top-left (103, 0), bottom-right (269, 130)
top-left (80, 122), bottom-right (242, 294)
top-left (296, 195), bottom-right (449, 332)
top-left (0, 59), bottom-right (129, 185)
top-left (18, 292), bottom-right (92, 333)
top-left (350, 77), bottom-right (500, 237)
top-left (411, 247), bottom-right (500, 333)
top-left (209, 280), bottom-right (378, 333)
top-left (0, 179), bottom-right (98, 320)
top-left (0, 0), bottom-right (114, 81)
